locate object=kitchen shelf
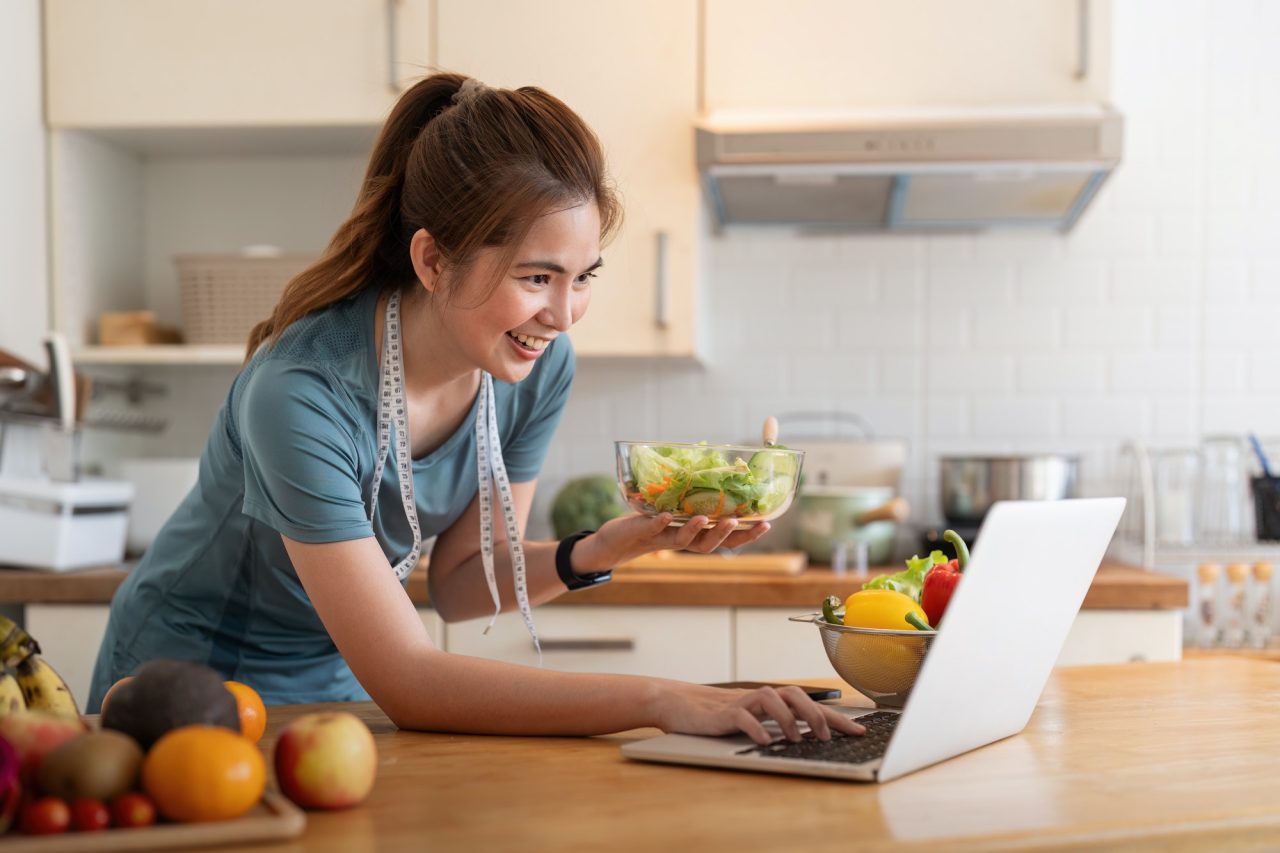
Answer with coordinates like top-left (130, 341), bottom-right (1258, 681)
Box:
top-left (1111, 539), bottom-right (1280, 569)
top-left (73, 345), bottom-right (244, 366)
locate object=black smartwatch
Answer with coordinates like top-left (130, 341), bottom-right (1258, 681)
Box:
top-left (556, 530), bottom-right (613, 591)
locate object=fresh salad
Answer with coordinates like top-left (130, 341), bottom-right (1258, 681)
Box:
top-left (623, 443), bottom-right (798, 520)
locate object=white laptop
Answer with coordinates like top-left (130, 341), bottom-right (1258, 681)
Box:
top-left (622, 498), bottom-right (1126, 783)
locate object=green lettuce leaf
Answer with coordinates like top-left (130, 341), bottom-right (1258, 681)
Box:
top-left (862, 550), bottom-right (949, 602)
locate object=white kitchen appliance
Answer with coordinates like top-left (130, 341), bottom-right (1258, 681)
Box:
top-left (0, 476), bottom-right (133, 570)
top-left (0, 334), bottom-right (135, 570)
top-left (622, 498), bottom-right (1126, 783)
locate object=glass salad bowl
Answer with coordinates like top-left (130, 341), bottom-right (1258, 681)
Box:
top-left (614, 440), bottom-right (804, 529)
top-left (789, 614), bottom-right (936, 708)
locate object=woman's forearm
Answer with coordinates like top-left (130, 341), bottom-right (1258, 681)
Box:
top-left (428, 539), bottom-right (577, 622)
top-left (382, 647), bottom-right (667, 736)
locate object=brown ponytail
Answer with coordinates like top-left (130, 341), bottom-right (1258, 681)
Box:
top-left (245, 72), bottom-right (622, 360)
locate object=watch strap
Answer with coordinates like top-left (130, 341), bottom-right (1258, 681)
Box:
top-left (556, 530), bottom-right (612, 591)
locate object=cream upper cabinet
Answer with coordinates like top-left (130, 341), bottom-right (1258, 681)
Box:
top-left (704, 0), bottom-right (1111, 113)
top-left (45, 0), bottom-right (432, 127)
top-left (437, 0), bottom-right (700, 358)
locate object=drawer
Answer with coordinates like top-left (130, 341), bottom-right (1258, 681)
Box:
top-left (444, 606), bottom-right (733, 683)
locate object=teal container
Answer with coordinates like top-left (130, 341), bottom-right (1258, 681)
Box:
top-left (794, 486), bottom-right (900, 566)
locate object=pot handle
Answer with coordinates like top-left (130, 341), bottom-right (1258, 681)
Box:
top-left (855, 496), bottom-right (910, 526)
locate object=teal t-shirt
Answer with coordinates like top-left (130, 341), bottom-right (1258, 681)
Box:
top-left (88, 286), bottom-right (574, 710)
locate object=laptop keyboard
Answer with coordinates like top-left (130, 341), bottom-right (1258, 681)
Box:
top-left (738, 711), bottom-right (900, 765)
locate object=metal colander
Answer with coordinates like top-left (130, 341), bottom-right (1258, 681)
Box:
top-left (790, 614), bottom-right (936, 708)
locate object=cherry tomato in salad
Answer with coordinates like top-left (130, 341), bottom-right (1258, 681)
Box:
top-left (110, 791), bottom-right (158, 829)
top-left (70, 798), bottom-right (110, 832)
top-left (20, 796), bottom-right (71, 835)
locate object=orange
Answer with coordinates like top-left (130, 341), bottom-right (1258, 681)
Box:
top-left (99, 676), bottom-right (133, 716)
top-left (224, 681), bottom-right (268, 743)
top-left (142, 725), bottom-right (265, 822)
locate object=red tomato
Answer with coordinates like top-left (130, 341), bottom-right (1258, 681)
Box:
top-left (70, 798), bottom-right (110, 832)
top-left (20, 796), bottom-right (70, 835)
top-left (110, 791), bottom-right (157, 829)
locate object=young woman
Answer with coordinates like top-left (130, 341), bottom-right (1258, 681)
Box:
top-left (88, 73), bottom-right (863, 746)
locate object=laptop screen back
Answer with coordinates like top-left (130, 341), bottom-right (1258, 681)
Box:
top-left (877, 498), bottom-right (1125, 782)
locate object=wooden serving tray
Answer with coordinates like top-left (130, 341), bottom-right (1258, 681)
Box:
top-left (618, 550), bottom-right (808, 575)
top-left (0, 791), bottom-right (305, 851)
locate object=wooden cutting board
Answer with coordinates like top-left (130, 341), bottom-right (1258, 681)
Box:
top-left (0, 791), bottom-right (305, 851)
top-left (618, 550), bottom-right (808, 575)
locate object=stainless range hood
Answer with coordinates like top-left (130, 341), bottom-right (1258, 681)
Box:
top-left (696, 105), bottom-right (1123, 233)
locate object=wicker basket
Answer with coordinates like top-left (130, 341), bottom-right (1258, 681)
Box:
top-left (176, 253), bottom-right (317, 345)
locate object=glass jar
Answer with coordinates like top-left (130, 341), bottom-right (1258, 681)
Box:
top-left (1153, 449), bottom-right (1199, 546)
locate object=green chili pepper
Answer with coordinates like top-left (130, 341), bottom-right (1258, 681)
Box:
top-left (904, 612), bottom-right (933, 631)
top-left (943, 529), bottom-right (970, 569)
top-left (821, 595), bottom-right (843, 625)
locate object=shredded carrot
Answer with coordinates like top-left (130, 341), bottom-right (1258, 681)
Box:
top-left (713, 490), bottom-right (726, 518)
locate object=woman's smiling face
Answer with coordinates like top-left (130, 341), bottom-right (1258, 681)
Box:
top-left (431, 201), bottom-right (601, 384)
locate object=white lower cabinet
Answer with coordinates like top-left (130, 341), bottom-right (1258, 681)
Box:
top-left (1055, 609), bottom-right (1182, 666)
top-left (734, 608), bottom-right (841, 682)
top-left (418, 608), bottom-right (443, 649)
top-left (443, 606), bottom-right (734, 683)
top-left (24, 604), bottom-right (111, 711)
top-left (734, 606), bottom-right (1185, 686)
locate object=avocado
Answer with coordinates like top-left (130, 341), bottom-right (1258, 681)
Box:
top-left (100, 659), bottom-right (239, 750)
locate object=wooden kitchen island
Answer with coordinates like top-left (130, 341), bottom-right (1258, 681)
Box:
top-left (223, 658), bottom-right (1278, 852)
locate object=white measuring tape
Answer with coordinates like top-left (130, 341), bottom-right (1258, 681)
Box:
top-left (370, 290), bottom-right (539, 657)
top-left (369, 289), bottom-right (422, 580)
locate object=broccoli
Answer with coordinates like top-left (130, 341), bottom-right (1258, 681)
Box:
top-left (550, 475), bottom-right (627, 539)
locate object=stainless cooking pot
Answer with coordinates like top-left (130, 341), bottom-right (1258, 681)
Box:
top-left (794, 486), bottom-right (910, 566)
top-left (939, 454), bottom-right (1080, 525)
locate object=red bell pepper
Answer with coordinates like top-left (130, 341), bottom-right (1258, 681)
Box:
top-left (920, 529), bottom-right (970, 627)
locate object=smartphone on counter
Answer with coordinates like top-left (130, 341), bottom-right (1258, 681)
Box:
top-left (707, 681), bottom-right (842, 701)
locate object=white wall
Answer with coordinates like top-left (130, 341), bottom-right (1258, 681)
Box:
top-left (531, 0), bottom-right (1280, 540)
top-left (0, 0), bottom-right (49, 363)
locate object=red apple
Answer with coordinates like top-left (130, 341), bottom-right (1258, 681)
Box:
top-left (0, 735), bottom-right (21, 833)
top-left (273, 711), bottom-right (376, 810)
top-left (0, 711), bottom-right (86, 784)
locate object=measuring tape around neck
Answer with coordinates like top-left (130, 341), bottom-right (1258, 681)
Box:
top-left (475, 372), bottom-right (538, 659)
top-left (370, 290), bottom-right (539, 658)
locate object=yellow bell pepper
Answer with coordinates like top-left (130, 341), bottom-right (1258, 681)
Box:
top-left (842, 589), bottom-right (931, 631)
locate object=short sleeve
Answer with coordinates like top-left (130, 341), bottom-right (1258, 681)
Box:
top-left (237, 359), bottom-right (374, 544)
top-left (502, 335), bottom-right (576, 482)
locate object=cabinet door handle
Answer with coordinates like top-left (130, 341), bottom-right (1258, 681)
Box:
top-left (386, 0), bottom-right (401, 93)
top-left (654, 230), bottom-right (670, 330)
top-left (537, 638), bottom-right (635, 652)
top-left (1075, 0), bottom-right (1090, 80)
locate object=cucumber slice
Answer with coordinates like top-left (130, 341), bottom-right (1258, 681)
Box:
top-left (681, 488), bottom-right (727, 517)
top-left (749, 449), bottom-right (797, 515)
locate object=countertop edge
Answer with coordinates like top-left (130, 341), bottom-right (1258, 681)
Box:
top-left (0, 559), bottom-right (1189, 610)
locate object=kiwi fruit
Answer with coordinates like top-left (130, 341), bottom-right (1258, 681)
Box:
top-left (100, 659), bottom-right (239, 750)
top-left (37, 729), bottom-right (143, 801)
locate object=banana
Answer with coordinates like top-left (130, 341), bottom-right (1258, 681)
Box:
top-left (0, 668), bottom-right (25, 717)
top-left (15, 656), bottom-right (80, 720)
top-left (0, 615), bottom-right (39, 670)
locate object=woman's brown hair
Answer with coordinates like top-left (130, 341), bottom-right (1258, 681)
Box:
top-left (245, 72), bottom-right (622, 360)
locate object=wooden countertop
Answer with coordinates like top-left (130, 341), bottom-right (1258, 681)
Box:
top-left (226, 659), bottom-right (1280, 852)
top-left (0, 558), bottom-right (1187, 610)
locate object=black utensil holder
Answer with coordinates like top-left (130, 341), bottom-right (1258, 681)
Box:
top-left (1251, 476), bottom-right (1280, 541)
